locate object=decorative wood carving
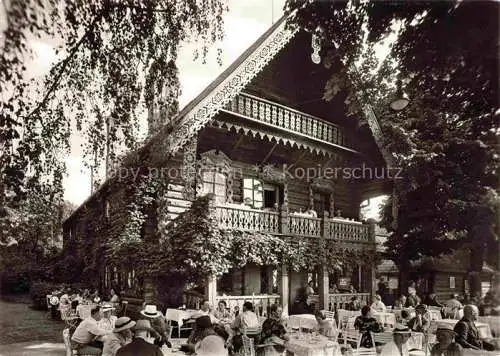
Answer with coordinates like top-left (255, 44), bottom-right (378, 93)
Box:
top-left (311, 177), bottom-right (335, 193)
top-left (258, 164), bottom-right (285, 184)
top-left (165, 19), bottom-right (299, 156)
top-left (182, 138), bottom-right (197, 200)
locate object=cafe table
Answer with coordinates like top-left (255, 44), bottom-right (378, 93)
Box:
top-left (478, 316), bottom-right (500, 337)
top-left (462, 349), bottom-right (500, 356)
top-left (373, 312), bottom-right (396, 327)
top-left (285, 332), bottom-right (340, 356)
top-left (286, 314), bottom-right (318, 330)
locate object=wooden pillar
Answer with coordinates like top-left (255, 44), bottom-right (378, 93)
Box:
top-left (319, 265), bottom-right (330, 311)
top-left (205, 275), bottom-right (217, 306)
top-left (279, 265), bottom-right (290, 316)
top-left (319, 212), bottom-right (330, 310)
top-left (280, 205), bottom-right (288, 234)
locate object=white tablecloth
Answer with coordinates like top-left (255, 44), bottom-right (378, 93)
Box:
top-left (373, 312), bottom-right (396, 326)
top-left (372, 331), bottom-right (425, 350)
top-left (434, 319), bottom-right (492, 339)
top-left (478, 316), bottom-right (500, 337)
top-left (463, 349), bottom-right (500, 356)
top-left (76, 304), bottom-right (96, 319)
top-left (287, 314), bottom-right (318, 330)
top-left (285, 334), bottom-right (340, 356)
top-left (337, 309), bottom-right (361, 322)
top-left (165, 309), bottom-right (198, 327)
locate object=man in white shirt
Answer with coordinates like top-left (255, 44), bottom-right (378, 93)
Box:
top-left (371, 294), bottom-right (387, 312)
top-left (380, 324), bottom-right (412, 356)
top-left (71, 306), bottom-right (109, 355)
top-left (98, 303), bottom-right (118, 333)
top-left (232, 301), bottom-right (259, 330)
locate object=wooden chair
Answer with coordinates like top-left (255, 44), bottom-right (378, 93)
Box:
top-left (371, 331), bottom-right (393, 345)
top-left (60, 306), bottom-right (79, 329)
top-left (353, 332), bottom-right (376, 356)
top-left (321, 310), bottom-right (335, 320)
top-left (240, 334), bottom-right (255, 356)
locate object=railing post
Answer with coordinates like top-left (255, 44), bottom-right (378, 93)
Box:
top-left (280, 205), bottom-right (288, 234)
top-left (322, 211), bottom-right (330, 239)
top-left (368, 219), bottom-right (376, 243)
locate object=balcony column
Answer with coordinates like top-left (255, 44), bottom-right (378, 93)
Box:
top-left (279, 264), bottom-right (290, 316)
top-left (205, 274), bottom-right (217, 307)
top-left (319, 212), bottom-right (330, 310)
top-left (318, 266), bottom-right (329, 311)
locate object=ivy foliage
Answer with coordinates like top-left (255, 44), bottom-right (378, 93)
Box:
top-left (106, 193), bottom-right (378, 284)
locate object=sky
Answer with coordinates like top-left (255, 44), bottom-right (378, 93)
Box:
top-left (8, 0), bottom-right (386, 219)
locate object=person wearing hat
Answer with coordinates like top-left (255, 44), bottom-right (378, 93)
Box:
top-left (379, 324), bottom-right (412, 356)
top-left (116, 319), bottom-right (163, 356)
top-left (408, 304), bottom-right (431, 333)
top-left (430, 323), bottom-right (463, 356)
top-left (194, 334), bottom-right (228, 356)
top-left (98, 303), bottom-right (118, 333)
top-left (140, 304), bottom-right (171, 348)
top-left (101, 317), bottom-right (135, 356)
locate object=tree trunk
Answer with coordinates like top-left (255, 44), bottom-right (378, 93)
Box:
top-left (143, 277), bottom-right (157, 304)
top-left (469, 245), bottom-right (484, 297)
top-left (397, 260), bottom-right (411, 297)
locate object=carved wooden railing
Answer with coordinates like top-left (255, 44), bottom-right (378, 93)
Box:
top-left (328, 220), bottom-right (370, 242)
top-left (214, 205), bottom-right (374, 242)
top-left (225, 92), bottom-right (350, 148)
top-left (215, 205), bottom-right (280, 234)
top-left (288, 215), bottom-right (322, 238)
top-left (215, 294), bottom-right (281, 317)
top-left (327, 293), bottom-right (371, 311)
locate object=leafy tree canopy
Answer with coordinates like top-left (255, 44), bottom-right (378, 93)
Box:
top-left (287, 0), bottom-right (499, 279)
top-left (1, 0), bottom-right (228, 231)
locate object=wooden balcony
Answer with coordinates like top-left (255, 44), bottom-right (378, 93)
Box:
top-left (223, 92), bottom-right (356, 151)
top-left (214, 205), bottom-right (374, 243)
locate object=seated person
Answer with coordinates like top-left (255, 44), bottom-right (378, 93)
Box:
top-left (444, 294), bottom-right (463, 318)
top-left (98, 303), bottom-right (118, 333)
top-left (347, 296), bottom-right (362, 311)
top-left (198, 300), bottom-right (220, 324)
top-left (140, 304), bottom-right (171, 348)
top-left (354, 305), bottom-right (384, 348)
top-left (214, 300), bottom-right (231, 320)
top-left (184, 315), bottom-right (216, 353)
top-left (314, 310), bottom-right (337, 338)
top-left (71, 306), bottom-right (109, 355)
top-left (400, 310), bottom-right (412, 326)
top-left (394, 295), bottom-right (407, 309)
top-left (424, 293), bottom-right (444, 308)
top-left (371, 294), bottom-right (387, 312)
top-left (232, 302), bottom-right (260, 353)
top-left (430, 323), bottom-right (463, 356)
top-left (194, 334), bottom-right (228, 356)
top-left (102, 316), bottom-right (135, 356)
top-left (260, 304), bottom-right (289, 356)
top-left (454, 304), bottom-right (495, 351)
top-left (408, 304), bottom-right (430, 333)
top-left (379, 325), bottom-right (412, 356)
top-left (116, 320), bottom-right (163, 356)
top-left (406, 292), bottom-right (421, 308)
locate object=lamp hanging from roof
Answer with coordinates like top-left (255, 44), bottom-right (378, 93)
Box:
top-left (390, 79), bottom-right (410, 111)
top-left (311, 33), bottom-right (321, 64)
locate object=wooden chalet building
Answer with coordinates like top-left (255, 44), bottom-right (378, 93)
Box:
top-left (63, 16), bottom-right (393, 314)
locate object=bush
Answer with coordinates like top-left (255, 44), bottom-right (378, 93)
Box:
top-left (29, 281), bottom-right (60, 310)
